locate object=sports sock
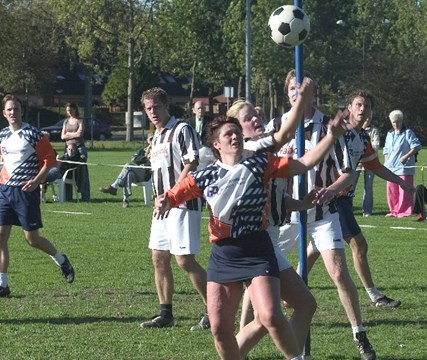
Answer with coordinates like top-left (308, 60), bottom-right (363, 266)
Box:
top-left (291, 355), bottom-right (303, 360)
top-left (0, 272), bottom-right (7, 287)
top-left (50, 252), bottom-right (65, 266)
top-left (365, 287), bottom-right (382, 302)
top-left (160, 304), bottom-right (173, 318)
top-left (352, 325), bottom-right (366, 339)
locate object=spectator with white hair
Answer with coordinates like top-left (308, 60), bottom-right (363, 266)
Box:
top-left (383, 110), bottom-right (421, 217)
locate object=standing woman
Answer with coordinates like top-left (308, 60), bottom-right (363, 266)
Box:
top-left (154, 115), bottom-right (345, 360)
top-left (61, 102), bottom-right (90, 201)
top-left (383, 110), bottom-right (421, 217)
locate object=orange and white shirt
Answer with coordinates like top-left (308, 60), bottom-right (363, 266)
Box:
top-left (0, 123), bottom-right (56, 187)
top-left (166, 152), bottom-right (291, 243)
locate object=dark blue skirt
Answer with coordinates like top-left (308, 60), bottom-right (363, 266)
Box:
top-left (207, 230), bottom-right (279, 283)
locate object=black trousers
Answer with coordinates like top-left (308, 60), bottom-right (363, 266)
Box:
top-left (413, 185), bottom-right (427, 217)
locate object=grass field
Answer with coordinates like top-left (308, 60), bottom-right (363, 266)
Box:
top-left (1, 141), bottom-right (426, 359)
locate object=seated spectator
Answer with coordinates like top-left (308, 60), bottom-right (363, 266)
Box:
top-left (414, 184), bottom-right (427, 221)
top-left (99, 136), bottom-right (152, 208)
top-left (42, 141), bottom-right (86, 201)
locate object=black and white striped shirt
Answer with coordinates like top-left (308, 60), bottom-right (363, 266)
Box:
top-left (151, 116), bottom-right (201, 211)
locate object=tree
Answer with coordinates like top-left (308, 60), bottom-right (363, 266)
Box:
top-left (47, 0), bottom-right (154, 141)
top-left (152, 0), bottom-right (230, 114)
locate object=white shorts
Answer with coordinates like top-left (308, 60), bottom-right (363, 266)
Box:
top-left (267, 226), bottom-right (292, 271)
top-left (276, 211), bottom-right (344, 254)
top-left (149, 207), bottom-right (201, 255)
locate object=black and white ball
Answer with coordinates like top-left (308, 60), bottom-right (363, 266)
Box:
top-left (268, 5), bottom-right (310, 48)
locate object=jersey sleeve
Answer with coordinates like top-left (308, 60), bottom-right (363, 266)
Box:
top-left (166, 174), bottom-right (203, 207)
top-left (178, 124), bottom-right (200, 165)
top-left (360, 141), bottom-right (382, 170)
top-left (264, 153), bottom-right (290, 182)
top-left (35, 135), bottom-right (57, 169)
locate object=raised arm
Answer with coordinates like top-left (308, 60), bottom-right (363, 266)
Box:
top-left (288, 110), bottom-right (348, 177)
top-left (271, 77), bottom-right (315, 150)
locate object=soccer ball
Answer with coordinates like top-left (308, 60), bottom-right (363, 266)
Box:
top-left (268, 5), bottom-right (310, 48)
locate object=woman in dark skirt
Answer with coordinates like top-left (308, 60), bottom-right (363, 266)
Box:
top-left (154, 115), bottom-right (345, 360)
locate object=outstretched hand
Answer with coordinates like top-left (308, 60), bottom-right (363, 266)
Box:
top-left (297, 77), bottom-right (315, 105)
top-left (302, 189), bottom-right (318, 209)
top-left (328, 109), bottom-right (350, 139)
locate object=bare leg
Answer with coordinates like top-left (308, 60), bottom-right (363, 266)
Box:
top-left (345, 233), bottom-right (375, 289)
top-left (23, 229), bottom-right (58, 256)
top-left (175, 254), bottom-right (207, 305)
top-left (0, 225), bottom-right (12, 273)
top-left (281, 268), bottom-right (317, 350)
top-left (239, 287), bottom-right (254, 330)
top-left (320, 248), bottom-right (362, 327)
top-left (296, 241), bottom-right (320, 275)
top-left (208, 281), bottom-right (243, 360)
top-left (152, 250), bottom-right (174, 304)
top-left (249, 276), bottom-right (300, 358)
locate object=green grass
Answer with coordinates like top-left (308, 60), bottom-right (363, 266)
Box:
top-left (1, 143), bottom-right (426, 359)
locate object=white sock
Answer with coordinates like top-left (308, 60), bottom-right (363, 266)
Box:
top-left (50, 252), bottom-right (65, 266)
top-left (365, 287), bottom-right (382, 302)
top-left (352, 325), bottom-right (365, 339)
top-left (291, 356), bottom-right (303, 360)
top-left (0, 272), bottom-right (7, 287)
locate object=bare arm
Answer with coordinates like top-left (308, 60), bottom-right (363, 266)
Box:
top-left (61, 119), bottom-right (85, 141)
top-left (288, 110), bottom-right (348, 177)
top-left (176, 159), bottom-right (198, 184)
top-left (272, 77), bottom-right (315, 151)
top-left (372, 164), bottom-right (414, 193)
top-left (315, 170), bottom-right (356, 205)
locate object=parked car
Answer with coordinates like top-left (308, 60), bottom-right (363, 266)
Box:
top-left (41, 117), bottom-right (112, 141)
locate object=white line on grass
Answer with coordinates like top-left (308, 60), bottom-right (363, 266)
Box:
top-left (47, 210), bottom-right (92, 215)
top-left (360, 224), bottom-right (427, 231)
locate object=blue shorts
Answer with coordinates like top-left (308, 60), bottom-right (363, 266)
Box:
top-left (0, 185), bottom-right (43, 231)
top-left (336, 196), bottom-right (361, 239)
top-left (207, 230), bottom-right (279, 283)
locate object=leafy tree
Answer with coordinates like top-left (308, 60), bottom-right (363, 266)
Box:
top-left (152, 0), bottom-right (230, 114)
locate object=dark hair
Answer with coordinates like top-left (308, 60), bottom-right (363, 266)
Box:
top-left (346, 90), bottom-right (374, 109)
top-left (141, 87), bottom-right (169, 107)
top-left (2, 94), bottom-right (21, 110)
top-left (207, 115), bottom-right (242, 160)
top-left (65, 102), bottom-right (79, 118)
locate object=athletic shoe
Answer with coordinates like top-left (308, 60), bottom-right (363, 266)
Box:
top-left (385, 213), bottom-right (394, 217)
top-left (0, 285), bottom-right (10, 298)
top-left (371, 295), bottom-right (401, 309)
top-left (354, 331), bottom-right (376, 360)
top-left (363, 213), bottom-right (371, 217)
top-left (190, 314), bottom-right (210, 331)
top-left (99, 186), bottom-right (117, 196)
top-left (122, 200), bottom-right (129, 208)
top-left (60, 255), bottom-right (75, 283)
top-left (140, 315), bottom-right (174, 328)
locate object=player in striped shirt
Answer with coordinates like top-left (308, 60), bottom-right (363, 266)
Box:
top-left (268, 70), bottom-right (376, 360)
top-left (306, 90), bottom-right (412, 309)
top-left (138, 88), bottom-right (209, 331)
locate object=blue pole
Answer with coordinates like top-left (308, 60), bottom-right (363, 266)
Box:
top-left (294, 0), bottom-right (310, 357)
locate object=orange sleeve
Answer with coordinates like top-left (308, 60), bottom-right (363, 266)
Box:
top-left (166, 174), bottom-right (203, 207)
top-left (35, 136), bottom-right (57, 169)
top-left (363, 157), bottom-right (381, 170)
top-left (360, 142), bottom-right (381, 170)
top-left (264, 153), bottom-right (290, 183)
